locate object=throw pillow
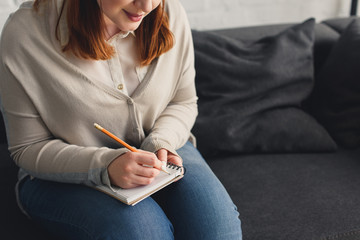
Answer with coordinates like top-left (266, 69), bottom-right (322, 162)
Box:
top-left (311, 19), bottom-right (360, 148)
top-left (192, 18), bottom-right (337, 158)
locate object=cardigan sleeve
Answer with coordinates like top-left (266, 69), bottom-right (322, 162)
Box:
top-left (140, 0), bottom-right (198, 155)
top-left (0, 49), bottom-right (127, 187)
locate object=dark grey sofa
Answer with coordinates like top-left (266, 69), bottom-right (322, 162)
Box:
top-left (1, 17), bottom-right (360, 240)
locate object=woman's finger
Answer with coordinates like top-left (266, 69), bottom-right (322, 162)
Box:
top-left (133, 165), bottom-right (160, 178)
top-left (156, 149), bottom-right (168, 162)
top-left (129, 174), bottom-right (157, 187)
top-left (134, 152), bottom-right (163, 170)
top-left (167, 153), bottom-right (183, 166)
top-left (121, 174), bottom-right (157, 189)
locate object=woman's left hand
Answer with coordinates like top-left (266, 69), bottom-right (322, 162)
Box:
top-left (156, 148), bottom-right (183, 167)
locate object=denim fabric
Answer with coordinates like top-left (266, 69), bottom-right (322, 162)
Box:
top-left (19, 142), bottom-right (242, 240)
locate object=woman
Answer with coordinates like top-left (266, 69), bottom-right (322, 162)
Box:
top-left (0, 0), bottom-right (242, 239)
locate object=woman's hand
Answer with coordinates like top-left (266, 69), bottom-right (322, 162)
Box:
top-left (157, 149), bottom-right (184, 181)
top-left (107, 150), bottom-right (163, 189)
top-left (156, 148), bottom-right (183, 167)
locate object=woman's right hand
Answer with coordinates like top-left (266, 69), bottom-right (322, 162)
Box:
top-left (107, 150), bottom-right (163, 189)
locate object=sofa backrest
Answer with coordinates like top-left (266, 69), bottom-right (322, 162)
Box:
top-left (209, 17), bottom-right (355, 77)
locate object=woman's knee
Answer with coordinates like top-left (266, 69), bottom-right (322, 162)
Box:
top-left (160, 142), bottom-right (242, 239)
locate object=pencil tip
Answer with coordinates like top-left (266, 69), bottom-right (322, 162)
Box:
top-left (94, 123), bottom-right (102, 130)
top-left (161, 164), bottom-right (171, 175)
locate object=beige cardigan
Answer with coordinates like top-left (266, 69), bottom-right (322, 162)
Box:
top-left (0, 0), bottom-right (197, 188)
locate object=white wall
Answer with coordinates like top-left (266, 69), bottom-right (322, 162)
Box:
top-left (0, 0), bottom-right (23, 33)
top-left (0, 0), bottom-right (357, 33)
top-left (181, 0), bottom-right (355, 30)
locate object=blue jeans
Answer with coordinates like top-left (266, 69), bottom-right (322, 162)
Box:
top-left (19, 142), bottom-right (242, 240)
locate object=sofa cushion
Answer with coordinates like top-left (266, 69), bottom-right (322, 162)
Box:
top-left (207, 148), bottom-right (360, 239)
top-left (192, 18), bottom-right (337, 157)
top-left (311, 19), bottom-right (360, 149)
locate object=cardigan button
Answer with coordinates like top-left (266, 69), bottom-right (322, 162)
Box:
top-left (127, 99), bottom-right (134, 105)
top-left (117, 84), bottom-right (123, 90)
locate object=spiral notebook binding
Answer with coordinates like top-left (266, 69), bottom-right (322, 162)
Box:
top-left (166, 162), bottom-right (186, 175)
top-left (166, 162), bottom-right (182, 170)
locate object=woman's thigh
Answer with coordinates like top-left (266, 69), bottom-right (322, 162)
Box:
top-left (19, 177), bottom-right (174, 240)
top-left (153, 142), bottom-right (242, 240)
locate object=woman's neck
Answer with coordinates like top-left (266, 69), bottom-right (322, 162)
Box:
top-left (103, 15), bottom-right (121, 40)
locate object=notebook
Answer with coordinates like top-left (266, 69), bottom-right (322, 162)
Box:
top-left (94, 162), bottom-right (184, 206)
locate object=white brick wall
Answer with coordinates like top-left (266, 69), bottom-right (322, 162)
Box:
top-left (0, 0), bottom-right (357, 33)
top-left (181, 0), bottom-right (354, 30)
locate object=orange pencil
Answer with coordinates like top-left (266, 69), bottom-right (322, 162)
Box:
top-left (94, 123), bottom-right (170, 174)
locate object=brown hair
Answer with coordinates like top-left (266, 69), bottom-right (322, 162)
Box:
top-left (33, 0), bottom-right (174, 66)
